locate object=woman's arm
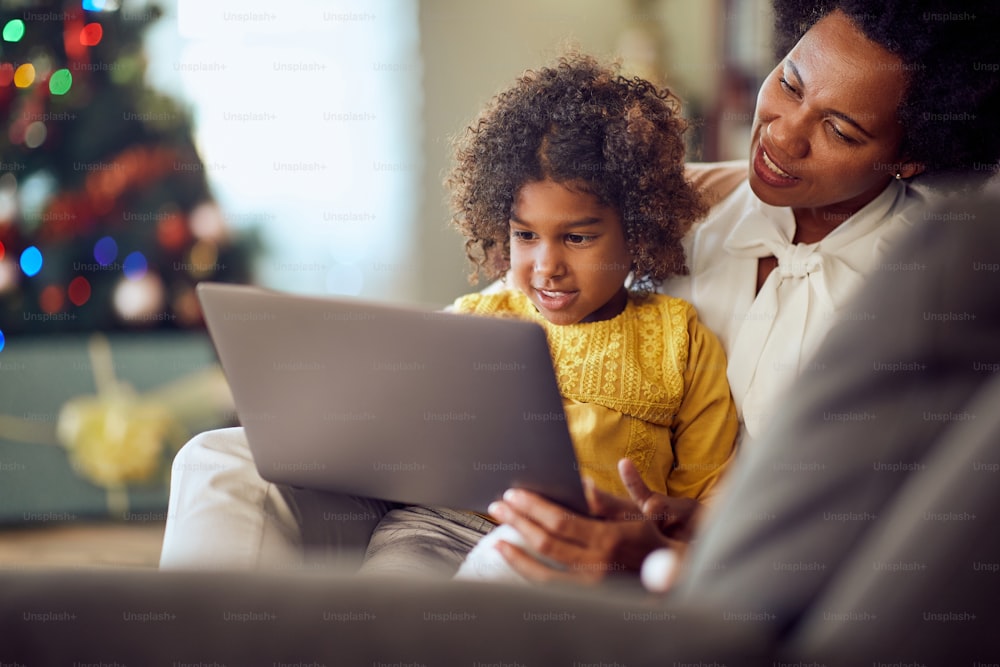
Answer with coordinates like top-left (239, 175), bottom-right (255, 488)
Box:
top-left (684, 160), bottom-right (746, 209)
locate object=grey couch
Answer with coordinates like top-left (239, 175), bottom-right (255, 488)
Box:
top-left (2, 193), bottom-right (998, 666)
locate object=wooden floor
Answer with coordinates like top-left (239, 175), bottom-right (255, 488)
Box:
top-left (0, 522), bottom-right (165, 570)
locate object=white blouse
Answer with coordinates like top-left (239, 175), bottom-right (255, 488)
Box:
top-left (660, 179), bottom-right (930, 442)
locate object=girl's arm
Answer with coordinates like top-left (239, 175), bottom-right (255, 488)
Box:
top-left (485, 307), bottom-right (740, 585)
top-left (664, 306), bottom-right (740, 505)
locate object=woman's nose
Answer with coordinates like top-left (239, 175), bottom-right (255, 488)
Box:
top-left (766, 112), bottom-right (809, 160)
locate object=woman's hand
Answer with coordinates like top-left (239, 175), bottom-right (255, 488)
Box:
top-left (612, 458), bottom-right (703, 543)
top-left (487, 458), bottom-right (703, 584)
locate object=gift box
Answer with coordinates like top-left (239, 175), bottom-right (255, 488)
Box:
top-left (0, 331), bottom-right (234, 525)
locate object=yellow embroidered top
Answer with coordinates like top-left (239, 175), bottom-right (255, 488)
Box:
top-left (452, 290), bottom-right (738, 501)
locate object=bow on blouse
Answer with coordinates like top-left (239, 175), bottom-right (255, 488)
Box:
top-left (720, 183), bottom-right (909, 440)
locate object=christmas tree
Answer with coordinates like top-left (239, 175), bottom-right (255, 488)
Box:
top-left (0, 0), bottom-right (254, 343)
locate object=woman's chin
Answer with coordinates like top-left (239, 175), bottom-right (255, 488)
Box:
top-left (748, 173), bottom-right (805, 208)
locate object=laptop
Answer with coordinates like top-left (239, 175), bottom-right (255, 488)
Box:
top-left (196, 282), bottom-right (588, 515)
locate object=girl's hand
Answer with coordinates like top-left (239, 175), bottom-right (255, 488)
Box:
top-left (487, 459), bottom-right (700, 584)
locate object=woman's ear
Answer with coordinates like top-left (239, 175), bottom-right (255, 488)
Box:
top-left (898, 161), bottom-right (925, 180)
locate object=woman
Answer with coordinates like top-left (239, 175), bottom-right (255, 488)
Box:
top-left (160, 0), bottom-right (1000, 577)
top-left (484, 0), bottom-right (1000, 585)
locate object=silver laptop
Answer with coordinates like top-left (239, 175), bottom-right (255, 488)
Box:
top-left (196, 282), bottom-right (588, 515)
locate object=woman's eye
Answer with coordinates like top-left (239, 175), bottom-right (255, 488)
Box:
top-left (779, 76), bottom-right (800, 97)
top-left (829, 123), bottom-right (858, 145)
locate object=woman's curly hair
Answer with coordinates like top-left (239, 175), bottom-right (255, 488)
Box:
top-left (772, 0), bottom-right (1000, 181)
top-left (446, 53), bottom-right (705, 290)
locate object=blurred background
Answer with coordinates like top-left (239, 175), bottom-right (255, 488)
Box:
top-left (0, 0), bottom-right (774, 560)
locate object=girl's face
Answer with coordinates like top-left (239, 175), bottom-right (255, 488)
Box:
top-left (749, 9), bottom-right (922, 218)
top-left (508, 179), bottom-right (632, 325)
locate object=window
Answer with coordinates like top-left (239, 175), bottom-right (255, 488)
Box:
top-left (145, 0), bottom-right (422, 298)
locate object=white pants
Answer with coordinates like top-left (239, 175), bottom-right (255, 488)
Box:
top-left (455, 522), bottom-right (575, 583)
top-left (160, 427), bottom-right (397, 570)
top-left (454, 524), bottom-right (531, 583)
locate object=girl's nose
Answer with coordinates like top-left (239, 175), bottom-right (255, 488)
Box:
top-left (533, 243), bottom-right (566, 279)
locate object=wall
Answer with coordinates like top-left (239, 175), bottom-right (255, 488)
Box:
top-left (413, 0), bottom-right (728, 306)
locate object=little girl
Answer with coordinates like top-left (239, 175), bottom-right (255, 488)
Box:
top-left (360, 53), bottom-right (738, 581)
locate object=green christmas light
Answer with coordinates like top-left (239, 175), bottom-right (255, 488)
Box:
top-left (49, 68), bottom-right (72, 95)
top-left (3, 19), bottom-right (25, 43)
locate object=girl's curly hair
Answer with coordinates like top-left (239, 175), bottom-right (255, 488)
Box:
top-left (446, 53), bottom-right (706, 291)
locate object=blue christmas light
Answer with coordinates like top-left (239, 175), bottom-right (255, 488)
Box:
top-left (94, 236), bottom-right (118, 266)
top-left (123, 250), bottom-right (147, 280)
top-left (19, 246), bottom-right (43, 277)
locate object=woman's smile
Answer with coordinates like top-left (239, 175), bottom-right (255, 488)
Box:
top-left (753, 142), bottom-right (799, 187)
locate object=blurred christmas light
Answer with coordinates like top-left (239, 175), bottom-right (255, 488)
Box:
top-left (0, 329), bottom-right (5, 352)
top-left (17, 171), bottom-right (57, 220)
top-left (19, 246), bottom-right (43, 277)
top-left (7, 121), bottom-right (24, 145)
top-left (32, 53), bottom-right (52, 79)
top-left (0, 259), bottom-right (16, 293)
top-left (113, 273), bottom-right (164, 322)
top-left (1, 0), bottom-right (251, 335)
top-left (156, 213), bottom-right (190, 251)
top-left (188, 239), bottom-right (218, 277)
top-left (171, 287), bottom-right (201, 327)
top-left (49, 68), bottom-right (72, 95)
top-left (68, 276), bottom-right (92, 306)
top-left (0, 174), bottom-right (16, 222)
top-left (39, 284), bottom-right (65, 313)
top-left (83, 0), bottom-right (122, 10)
top-left (94, 236), bottom-right (118, 265)
top-left (13, 63), bottom-right (35, 88)
top-left (80, 23), bottom-right (103, 47)
top-left (2, 19), bottom-right (25, 43)
top-left (123, 250), bottom-right (147, 280)
top-left (0, 63), bottom-right (14, 87)
top-left (63, 21), bottom-right (86, 61)
top-left (25, 121), bottom-right (47, 149)
top-left (189, 202), bottom-right (228, 241)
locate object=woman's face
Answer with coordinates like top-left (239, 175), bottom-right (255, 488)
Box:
top-left (749, 9), bottom-right (920, 218)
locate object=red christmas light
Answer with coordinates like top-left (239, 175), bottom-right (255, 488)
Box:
top-left (79, 23), bottom-right (103, 47)
top-left (68, 276), bottom-right (92, 306)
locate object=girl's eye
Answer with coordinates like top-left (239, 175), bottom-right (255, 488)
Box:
top-left (511, 230), bottom-right (534, 241)
top-left (566, 234), bottom-right (592, 244)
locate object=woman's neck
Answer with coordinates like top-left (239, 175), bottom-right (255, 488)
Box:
top-left (790, 207), bottom-right (853, 244)
top-left (790, 178), bottom-right (895, 244)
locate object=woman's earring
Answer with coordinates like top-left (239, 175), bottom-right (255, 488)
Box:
top-left (895, 172), bottom-right (903, 180)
